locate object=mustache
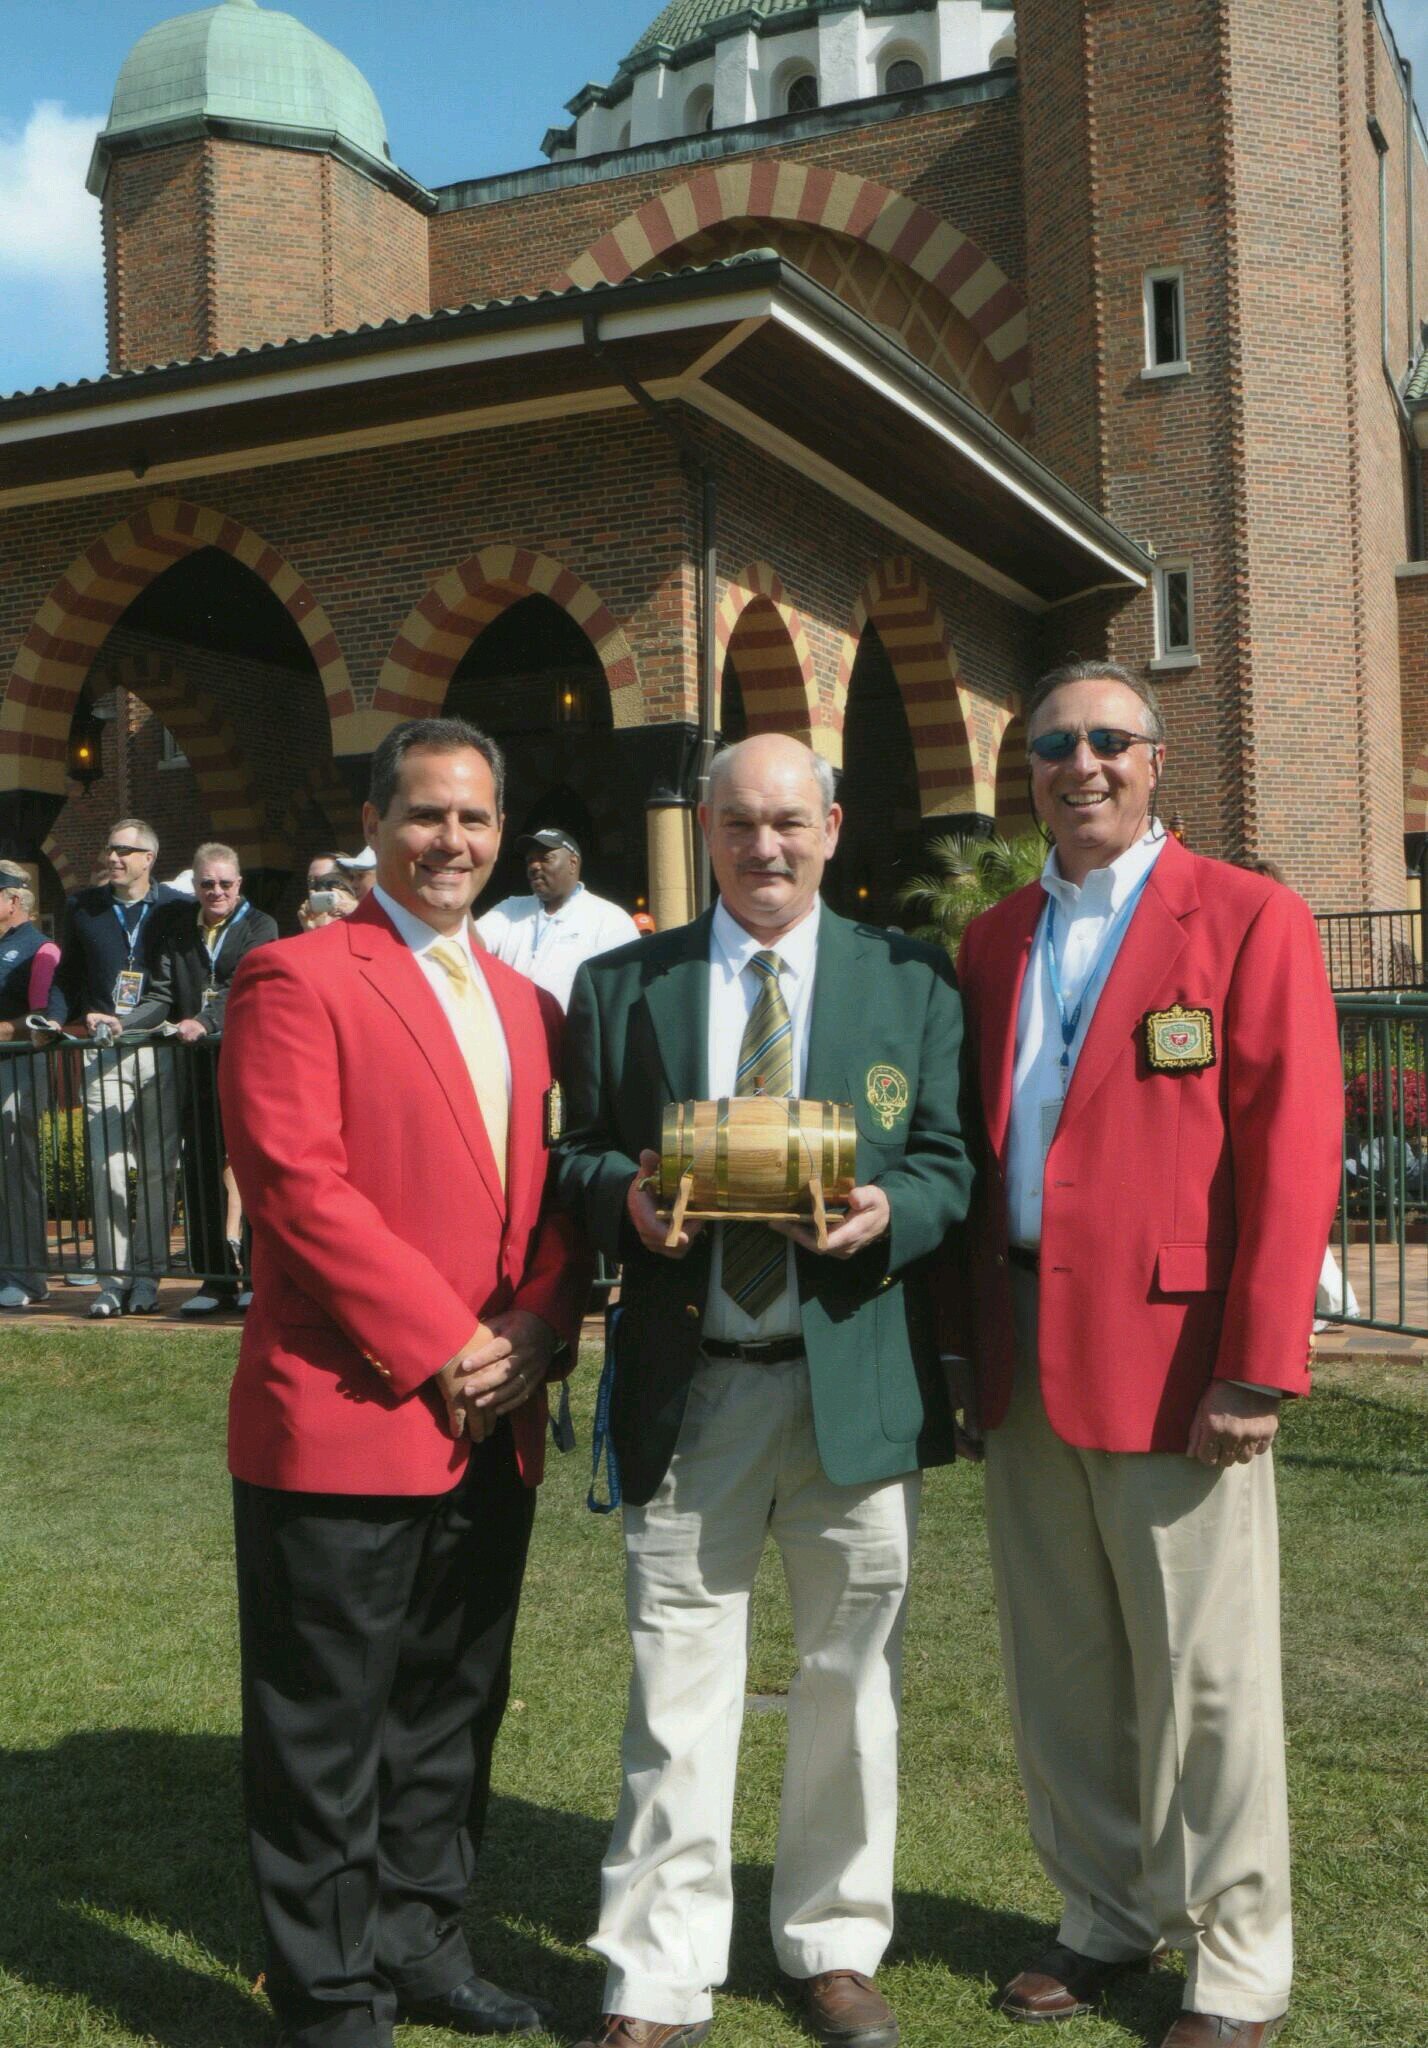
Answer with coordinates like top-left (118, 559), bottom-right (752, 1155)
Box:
top-left (737, 863), bottom-right (794, 879)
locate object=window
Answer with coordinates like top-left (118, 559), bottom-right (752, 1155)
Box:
top-left (785, 72), bottom-right (818, 115)
top-left (885, 58), bottom-right (924, 94)
top-left (685, 88), bottom-right (714, 135)
top-left (616, 123), bottom-right (631, 150)
top-left (1142, 267), bottom-right (1188, 374)
top-left (1153, 562), bottom-right (1196, 665)
top-left (158, 724), bottom-right (188, 768)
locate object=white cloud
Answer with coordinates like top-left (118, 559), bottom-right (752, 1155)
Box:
top-left (0, 100), bottom-right (103, 282)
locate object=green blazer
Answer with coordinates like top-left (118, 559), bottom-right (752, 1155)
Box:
top-left (555, 905), bottom-right (972, 1504)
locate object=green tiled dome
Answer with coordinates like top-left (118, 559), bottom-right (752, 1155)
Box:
top-left (92, 0), bottom-right (390, 185)
top-left (632, 1), bottom-right (818, 55)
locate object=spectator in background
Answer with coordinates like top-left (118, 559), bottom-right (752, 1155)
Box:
top-left (128, 842), bottom-right (278, 1317)
top-left (41, 819), bottom-right (185, 1317)
top-left (0, 868), bottom-right (60, 1310)
top-left (298, 871), bottom-right (359, 930)
top-left (306, 852), bottom-right (342, 893)
top-left (336, 844), bottom-right (378, 899)
top-left (478, 829), bottom-right (640, 1011)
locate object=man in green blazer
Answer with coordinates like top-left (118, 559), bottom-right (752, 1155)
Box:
top-left (556, 734), bottom-right (971, 2048)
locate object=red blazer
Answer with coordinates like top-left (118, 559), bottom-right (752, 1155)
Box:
top-left (220, 896), bottom-right (591, 1494)
top-left (953, 839), bottom-right (1341, 1452)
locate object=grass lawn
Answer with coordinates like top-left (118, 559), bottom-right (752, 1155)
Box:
top-left (0, 1333), bottom-right (1423, 2048)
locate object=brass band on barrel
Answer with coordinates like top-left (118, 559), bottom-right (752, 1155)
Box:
top-left (657, 1097), bottom-right (857, 1218)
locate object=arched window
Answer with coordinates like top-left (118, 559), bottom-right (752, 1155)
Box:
top-left (884, 58), bottom-right (924, 94)
top-left (785, 71), bottom-right (818, 115)
top-left (616, 122), bottom-right (631, 150)
top-left (685, 87), bottom-right (714, 134)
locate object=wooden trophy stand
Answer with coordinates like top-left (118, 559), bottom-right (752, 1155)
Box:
top-left (663, 1172), bottom-right (832, 1252)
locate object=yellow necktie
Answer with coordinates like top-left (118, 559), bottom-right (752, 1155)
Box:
top-left (429, 937), bottom-right (508, 1192)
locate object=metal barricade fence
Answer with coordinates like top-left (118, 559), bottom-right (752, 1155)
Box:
top-left (0, 1031), bottom-right (238, 1290)
top-left (1332, 993), bottom-right (1428, 1338)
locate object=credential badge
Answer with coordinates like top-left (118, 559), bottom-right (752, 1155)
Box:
top-left (1144, 1004), bottom-right (1216, 1073)
top-left (543, 1082), bottom-right (564, 1147)
top-left (866, 1062), bottom-right (910, 1131)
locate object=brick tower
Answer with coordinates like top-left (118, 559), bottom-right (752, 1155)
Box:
top-left (88, 0), bottom-right (432, 375)
top-left (1016, 0), bottom-right (1425, 909)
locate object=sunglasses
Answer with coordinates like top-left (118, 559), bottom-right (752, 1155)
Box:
top-left (197, 878), bottom-right (238, 890)
top-left (107, 842), bottom-right (151, 857)
top-left (1028, 727), bottom-right (1159, 764)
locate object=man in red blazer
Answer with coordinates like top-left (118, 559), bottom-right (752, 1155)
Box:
top-left (221, 717), bottom-right (589, 2048)
top-left (953, 662), bottom-right (1340, 2048)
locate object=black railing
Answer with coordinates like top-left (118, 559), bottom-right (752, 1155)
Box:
top-left (1316, 908), bottom-right (1424, 993)
top-left (0, 1032), bottom-right (240, 1292)
top-left (1332, 993), bottom-right (1428, 1338)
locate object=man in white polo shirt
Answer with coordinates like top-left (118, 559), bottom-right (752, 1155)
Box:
top-left (477, 829), bottom-right (639, 1011)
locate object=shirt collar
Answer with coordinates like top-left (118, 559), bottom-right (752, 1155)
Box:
top-left (711, 896), bottom-right (821, 984)
top-left (372, 883), bottom-right (476, 962)
top-left (537, 882), bottom-right (584, 921)
top-left (1041, 826), bottom-right (1167, 916)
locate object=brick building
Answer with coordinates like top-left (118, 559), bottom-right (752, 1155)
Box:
top-left (1, 0), bottom-right (1425, 927)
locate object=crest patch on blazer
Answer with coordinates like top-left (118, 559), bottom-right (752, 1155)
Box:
top-left (1144, 1004), bottom-right (1216, 1073)
top-left (865, 1063), bottom-right (910, 1130)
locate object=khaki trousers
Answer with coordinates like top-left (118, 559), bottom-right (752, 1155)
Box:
top-left (983, 1270), bottom-right (1292, 2021)
top-left (592, 1353), bottom-right (919, 2025)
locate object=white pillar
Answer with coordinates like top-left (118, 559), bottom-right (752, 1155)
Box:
top-left (938, 0), bottom-right (987, 79)
top-left (819, 10), bottom-right (866, 105)
top-left (714, 30), bottom-right (759, 126)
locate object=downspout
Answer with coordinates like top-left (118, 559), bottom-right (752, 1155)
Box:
top-left (1405, 57), bottom-right (1425, 558)
top-left (583, 312), bottom-right (717, 911)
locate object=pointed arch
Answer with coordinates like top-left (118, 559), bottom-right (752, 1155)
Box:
top-left (714, 563), bottom-right (822, 749)
top-left (375, 545), bottom-right (641, 732)
top-left (40, 833), bottom-right (79, 897)
top-left (834, 558), bottom-right (983, 816)
top-left (556, 161), bottom-right (1030, 426)
top-left (1, 498), bottom-right (353, 798)
top-left (98, 650), bottom-right (284, 868)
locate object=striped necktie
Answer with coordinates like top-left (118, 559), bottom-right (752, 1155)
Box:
top-left (720, 949), bottom-right (792, 1318)
top-left (429, 937), bottom-right (508, 1192)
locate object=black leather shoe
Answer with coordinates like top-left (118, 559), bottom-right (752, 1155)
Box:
top-left (397, 1974), bottom-right (552, 2035)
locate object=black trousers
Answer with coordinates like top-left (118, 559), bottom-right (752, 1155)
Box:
top-left (233, 1427), bottom-right (536, 2048)
top-left (179, 1052), bottom-right (237, 1290)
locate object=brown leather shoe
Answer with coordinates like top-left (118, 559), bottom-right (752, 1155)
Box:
top-left (1159, 2017), bottom-right (1284, 2047)
top-left (799, 1970), bottom-right (899, 2048)
top-left (998, 1943), bottom-right (1155, 2021)
top-left (572, 2019), bottom-right (713, 2048)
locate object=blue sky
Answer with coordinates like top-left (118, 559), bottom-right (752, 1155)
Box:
top-left (0, 1), bottom-right (1426, 400)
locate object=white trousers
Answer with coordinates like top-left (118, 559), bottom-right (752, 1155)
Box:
top-left (983, 1271), bottom-right (1292, 2022)
top-left (82, 1044), bottom-right (180, 1289)
top-left (593, 1353), bottom-right (920, 2026)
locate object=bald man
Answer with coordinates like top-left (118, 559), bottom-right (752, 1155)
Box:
top-left (556, 735), bottom-right (972, 2048)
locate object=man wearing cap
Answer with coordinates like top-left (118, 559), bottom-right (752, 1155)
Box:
top-left (336, 845), bottom-right (378, 899)
top-left (0, 866), bottom-right (60, 1309)
top-left (478, 829), bottom-right (640, 1011)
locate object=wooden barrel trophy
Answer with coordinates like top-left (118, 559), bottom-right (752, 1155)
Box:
top-left (655, 1096), bottom-right (857, 1250)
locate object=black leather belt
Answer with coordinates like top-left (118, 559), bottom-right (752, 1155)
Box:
top-left (1008, 1245), bottom-right (1040, 1274)
top-left (702, 1337), bottom-right (805, 1364)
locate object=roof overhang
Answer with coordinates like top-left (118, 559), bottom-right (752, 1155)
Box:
top-left (0, 254), bottom-right (1149, 612)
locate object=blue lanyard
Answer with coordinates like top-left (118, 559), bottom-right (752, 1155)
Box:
top-left (110, 896), bottom-right (152, 966)
top-left (1042, 864), bottom-right (1155, 1077)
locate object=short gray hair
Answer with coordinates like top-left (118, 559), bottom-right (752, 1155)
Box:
top-left (3, 882), bottom-right (35, 914)
top-left (108, 816), bottom-right (159, 854)
top-left (707, 737), bottom-right (837, 816)
top-left (192, 841), bottom-right (240, 875)
top-left (1024, 659), bottom-right (1165, 744)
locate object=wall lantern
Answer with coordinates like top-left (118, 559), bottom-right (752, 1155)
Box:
top-left (67, 704), bottom-right (106, 791)
top-left (556, 677), bottom-right (587, 727)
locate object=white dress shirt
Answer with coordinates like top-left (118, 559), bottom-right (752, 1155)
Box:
top-left (701, 896), bottom-right (821, 1342)
top-left (1006, 828), bottom-right (1167, 1250)
top-left (477, 883), bottom-right (641, 1011)
top-left (372, 884), bottom-right (510, 1098)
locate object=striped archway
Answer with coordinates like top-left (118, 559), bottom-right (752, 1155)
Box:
top-left (1406, 739), bottom-right (1428, 835)
top-left (99, 651), bottom-right (284, 868)
top-left (555, 161), bottom-right (1031, 428)
top-left (715, 563), bottom-right (822, 749)
top-left (991, 704), bottom-right (1034, 831)
top-left (834, 559), bottom-right (982, 816)
top-left (1, 498), bottom-right (353, 799)
top-left (39, 832), bottom-right (78, 897)
top-left (375, 545), bottom-right (641, 730)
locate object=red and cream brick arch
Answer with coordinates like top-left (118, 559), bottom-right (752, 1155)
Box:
top-left (373, 545), bottom-right (642, 732)
top-left (39, 833), bottom-right (79, 896)
top-left (1, 498), bottom-right (354, 799)
top-left (555, 162), bottom-right (1031, 431)
top-left (991, 702), bottom-right (1034, 831)
top-left (835, 559), bottom-right (983, 817)
top-left (715, 562), bottom-right (824, 750)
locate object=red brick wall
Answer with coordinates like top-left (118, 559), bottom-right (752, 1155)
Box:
top-left (428, 93), bottom-right (1025, 309)
top-left (103, 143), bottom-right (212, 371)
